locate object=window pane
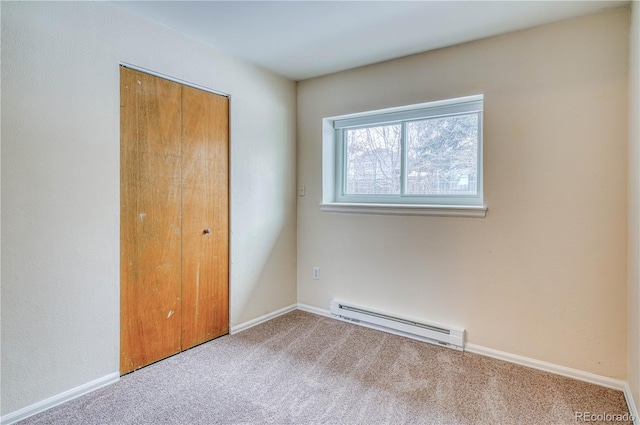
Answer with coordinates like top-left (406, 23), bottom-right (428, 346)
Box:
top-left (406, 114), bottom-right (478, 196)
top-left (345, 124), bottom-right (401, 195)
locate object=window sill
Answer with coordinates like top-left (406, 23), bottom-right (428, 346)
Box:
top-left (319, 203), bottom-right (487, 218)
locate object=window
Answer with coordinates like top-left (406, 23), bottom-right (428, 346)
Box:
top-left (321, 95), bottom-right (487, 217)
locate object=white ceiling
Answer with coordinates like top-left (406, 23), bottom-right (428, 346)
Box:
top-left (114, 1), bottom-right (628, 81)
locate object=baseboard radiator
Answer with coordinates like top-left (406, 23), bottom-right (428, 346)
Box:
top-left (329, 300), bottom-right (465, 351)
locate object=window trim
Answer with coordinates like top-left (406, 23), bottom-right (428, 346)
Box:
top-left (321, 95), bottom-right (487, 217)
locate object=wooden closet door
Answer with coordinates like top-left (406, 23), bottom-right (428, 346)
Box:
top-left (120, 67), bottom-right (229, 374)
top-left (181, 86), bottom-right (229, 350)
top-left (120, 68), bottom-right (183, 374)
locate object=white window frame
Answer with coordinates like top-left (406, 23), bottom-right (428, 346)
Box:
top-left (321, 95), bottom-right (487, 217)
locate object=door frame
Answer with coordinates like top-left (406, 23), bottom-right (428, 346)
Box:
top-left (120, 63), bottom-right (230, 97)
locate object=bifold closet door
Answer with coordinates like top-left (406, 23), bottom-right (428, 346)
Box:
top-left (120, 67), bottom-right (229, 374)
top-left (120, 69), bottom-right (183, 374)
top-left (181, 86), bottom-right (229, 350)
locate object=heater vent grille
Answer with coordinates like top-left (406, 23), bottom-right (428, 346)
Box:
top-left (339, 304), bottom-right (450, 335)
top-left (330, 300), bottom-right (465, 351)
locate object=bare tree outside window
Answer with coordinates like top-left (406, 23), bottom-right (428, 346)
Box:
top-left (344, 114), bottom-right (478, 197)
top-left (406, 114), bottom-right (478, 195)
top-left (345, 124), bottom-right (401, 195)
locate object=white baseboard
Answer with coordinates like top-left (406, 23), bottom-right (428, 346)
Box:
top-left (465, 343), bottom-right (627, 391)
top-left (0, 372), bottom-right (119, 425)
top-left (230, 303), bottom-right (297, 334)
top-left (623, 382), bottom-right (639, 425)
top-left (296, 303), bottom-right (332, 318)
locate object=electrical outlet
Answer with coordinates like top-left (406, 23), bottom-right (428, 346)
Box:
top-left (298, 185), bottom-right (306, 196)
top-left (312, 267), bottom-right (320, 280)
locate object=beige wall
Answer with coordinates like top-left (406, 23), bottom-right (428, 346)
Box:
top-left (628, 0), bottom-right (640, 415)
top-left (297, 8), bottom-right (629, 378)
top-left (0, 1), bottom-right (297, 415)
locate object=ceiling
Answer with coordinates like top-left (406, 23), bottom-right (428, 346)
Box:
top-left (113, 1), bottom-right (628, 81)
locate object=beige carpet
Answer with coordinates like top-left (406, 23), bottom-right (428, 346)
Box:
top-left (20, 310), bottom-right (631, 424)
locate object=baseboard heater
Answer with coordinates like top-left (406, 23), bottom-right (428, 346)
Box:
top-left (329, 299), bottom-right (465, 351)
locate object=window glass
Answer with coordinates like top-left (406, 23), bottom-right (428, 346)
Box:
top-left (405, 114), bottom-right (478, 196)
top-left (345, 124), bottom-right (401, 195)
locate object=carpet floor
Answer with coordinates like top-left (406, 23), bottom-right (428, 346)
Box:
top-left (20, 310), bottom-right (631, 424)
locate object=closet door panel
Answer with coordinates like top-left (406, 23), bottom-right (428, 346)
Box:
top-left (180, 86), bottom-right (229, 350)
top-left (120, 68), bottom-right (183, 374)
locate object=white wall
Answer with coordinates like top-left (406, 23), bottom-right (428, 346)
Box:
top-left (628, 0), bottom-right (640, 415)
top-left (297, 8), bottom-right (629, 378)
top-left (0, 1), bottom-right (297, 415)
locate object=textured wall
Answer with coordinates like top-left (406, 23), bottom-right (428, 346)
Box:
top-left (297, 8), bottom-right (629, 378)
top-left (0, 1), bottom-right (297, 415)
